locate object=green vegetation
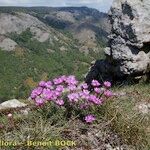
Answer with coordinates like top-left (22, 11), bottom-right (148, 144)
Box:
top-left (0, 29), bottom-right (104, 101)
top-left (0, 49), bottom-right (90, 100)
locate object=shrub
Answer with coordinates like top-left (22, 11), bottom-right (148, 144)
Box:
top-left (29, 75), bottom-right (113, 123)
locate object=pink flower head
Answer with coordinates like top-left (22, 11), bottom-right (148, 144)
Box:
top-left (56, 85), bottom-right (64, 92)
top-left (88, 95), bottom-right (97, 102)
top-left (104, 81), bottom-right (111, 88)
top-left (89, 95), bottom-right (102, 105)
top-left (85, 115), bottom-right (96, 123)
top-left (54, 91), bottom-right (61, 97)
top-left (45, 81), bottom-right (52, 88)
top-left (53, 78), bottom-right (63, 85)
top-left (59, 75), bottom-right (67, 82)
top-left (42, 88), bottom-right (53, 100)
top-left (68, 85), bottom-right (77, 91)
top-left (31, 93), bottom-right (37, 99)
top-left (94, 98), bottom-right (103, 105)
top-left (104, 90), bottom-right (113, 98)
top-left (79, 90), bottom-right (90, 99)
top-left (83, 89), bottom-right (90, 95)
top-left (68, 93), bottom-right (79, 102)
top-left (55, 99), bottom-right (64, 106)
top-left (31, 87), bottom-right (43, 99)
top-left (50, 91), bottom-right (61, 100)
top-left (39, 81), bottom-right (46, 87)
top-left (49, 91), bottom-right (56, 100)
top-left (35, 97), bottom-right (45, 106)
top-left (94, 87), bottom-right (101, 94)
top-left (91, 80), bottom-right (100, 87)
top-left (80, 83), bottom-right (88, 89)
top-left (66, 75), bottom-right (78, 85)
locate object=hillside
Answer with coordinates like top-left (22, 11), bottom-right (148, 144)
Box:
top-left (0, 7), bottom-right (109, 100)
top-left (0, 6), bottom-right (111, 53)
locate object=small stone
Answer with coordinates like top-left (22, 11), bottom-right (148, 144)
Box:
top-left (0, 99), bottom-right (27, 110)
top-left (136, 103), bottom-right (150, 114)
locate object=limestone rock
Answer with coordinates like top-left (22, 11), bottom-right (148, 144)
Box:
top-left (86, 0), bottom-right (150, 83)
top-left (0, 12), bottom-right (47, 35)
top-left (30, 26), bottom-right (50, 42)
top-left (0, 99), bottom-right (27, 110)
top-left (0, 36), bottom-right (17, 51)
top-left (0, 12), bottom-right (52, 44)
top-left (136, 102), bottom-right (150, 114)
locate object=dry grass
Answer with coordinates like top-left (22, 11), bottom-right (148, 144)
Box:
top-left (103, 83), bottom-right (150, 149)
top-left (0, 83), bottom-right (149, 150)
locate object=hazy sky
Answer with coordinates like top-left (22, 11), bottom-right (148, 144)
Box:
top-left (0, 0), bottom-right (114, 12)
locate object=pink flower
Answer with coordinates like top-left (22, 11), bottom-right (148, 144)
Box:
top-left (50, 91), bottom-right (61, 100)
top-left (83, 89), bottom-right (90, 94)
top-left (104, 90), bottom-right (113, 97)
top-left (54, 91), bottom-right (61, 97)
top-left (79, 90), bottom-right (90, 99)
top-left (53, 78), bottom-right (63, 85)
top-left (80, 83), bottom-right (88, 89)
top-left (68, 93), bottom-right (79, 102)
top-left (68, 85), bottom-right (77, 91)
top-left (31, 87), bottom-right (43, 99)
top-left (59, 75), bottom-right (67, 81)
top-left (42, 88), bottom-right (53, 100)
top-left (45, 81), bottom-right (52, 88)
top-left (55, 99), bottom-right (64, 106)
top-left (85, 115), bottom-right (96, 123)
top-left (39, 81), bottom-right (46, 87)
top-left (94, 87), bottom-right (101, 94)
top-left (56, 85), bottom-right (64, 92)
top-left (35, 97), bottom-right (45, 106)
top-left (88, 95), bottom-right (102, 105)
top-left (104, 81), bottom-right (111, 88)
top-left (31, 93), bottom-right (37, 99)
top-left (94, 98), bottom-right (102, 105)
top-left (66, 75), bottom-right (78, 85)
top-left (91, 80), bottom-right (100, 87)
top-left (88, 95), bottom-right (97, 102)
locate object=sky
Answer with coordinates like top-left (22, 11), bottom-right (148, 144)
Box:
top-left (0, 0), bottom-right (114, 12)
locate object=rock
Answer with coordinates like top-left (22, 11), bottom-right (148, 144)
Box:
top-left (0, 99), bottom-right (27, 110)
top-left (30, 26), bottom-right (50, 42)
top-left (0, 36), bottom-right (17, 51)
top-left (47, 48), bottom-right (55, 53)
top-left (86, 0), bottom-right (150, 83)
top-left (0, 12), bottom-right (47, 35)
top-left (20, 108), bottom-right (30, 115)
top-left (136, 102), bottom-right (150, 114)
top-left (56, 11), bottom-right (76, 23)
top-left (60, 46), bottom-right (67, 51)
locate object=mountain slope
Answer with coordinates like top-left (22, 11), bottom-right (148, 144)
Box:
top-left (0, 12), bottom-right (77, 52)
top-left (0, 7), bottom-right (110, 100)
top-left (0, 6), bottom-right (111, 53)
top-left (37, 7), bottom-right (111, 52)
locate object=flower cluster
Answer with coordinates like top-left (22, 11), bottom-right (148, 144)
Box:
top-left (30, 75), bottom-right (113, 123)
